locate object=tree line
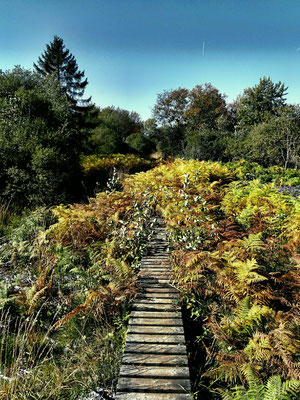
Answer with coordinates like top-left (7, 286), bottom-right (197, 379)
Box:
top-left (0, 35), bottom-right (299, 208)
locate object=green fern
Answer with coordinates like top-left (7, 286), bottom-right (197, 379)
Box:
top-left (220, 375), bottom-right (299, 399)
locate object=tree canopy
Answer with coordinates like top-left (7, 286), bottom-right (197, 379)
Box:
top-left (186, 83), bottom-right (229, 130)
top-left (0, 67), bottom-right (84, 206)
top-left (89, 107), bottom-right (143, 154)
top-left (235, 76), bottom-right (288, 129)
top-left (151, 84), bottom-right (232, 158)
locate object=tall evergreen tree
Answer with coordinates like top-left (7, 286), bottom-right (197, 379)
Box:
top-left (235, 76), bottom-right (288, 130)
top-left (34, 36), bottom-right (91, 110)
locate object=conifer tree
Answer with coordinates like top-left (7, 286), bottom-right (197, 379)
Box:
top-left (34, 36), bottom-right (91, 110)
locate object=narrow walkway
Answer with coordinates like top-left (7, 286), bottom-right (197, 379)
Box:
top-left (116, 219), bottom-right (192, 400)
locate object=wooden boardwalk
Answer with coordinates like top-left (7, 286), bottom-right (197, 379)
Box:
top-left (116, 220), bottom-right (192, 400)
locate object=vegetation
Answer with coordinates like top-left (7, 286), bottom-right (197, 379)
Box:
top-left (0, 34), bottom-right (299, 399)
top-left (0, 67), bottom-right (84, 206)
top-left (150, 78), bottom-right (299, 167)
top-left (81, 153), bottom-right (155, 195)
top-left (0, 192), bottom-right (155, 398)
top-left (89, 106), bottom-right (154, 156)
top-left (125, 159), bottom-right (300, 399)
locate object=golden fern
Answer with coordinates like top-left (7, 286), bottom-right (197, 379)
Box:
top-left (52, 289), bottom-right (102, 330)
top-left (232, 259), bottom-right (267, 286)
top-left (238, 233), bottom-right (265, 256)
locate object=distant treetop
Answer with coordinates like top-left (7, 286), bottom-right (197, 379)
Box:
top-left (34, 35), bottom-right (91, 111)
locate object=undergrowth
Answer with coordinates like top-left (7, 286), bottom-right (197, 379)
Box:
top-left (1, 158), bottom-right (299, 398)
top-left (0, 188), bottom-right (155, 398)
top-left (125, 159), bottom-right (300, 399)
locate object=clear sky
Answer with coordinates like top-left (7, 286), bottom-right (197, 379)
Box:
top-left (1, 0), bottom-right (300, 120)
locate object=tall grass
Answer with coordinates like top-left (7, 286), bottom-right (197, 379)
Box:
top-left (0, 307), bottom-right (125, 399)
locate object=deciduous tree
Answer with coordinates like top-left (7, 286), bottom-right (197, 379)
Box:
top-left (186, 83), bottom-right (229, 130)
top-left (0, 67), bottom-right (84, 206)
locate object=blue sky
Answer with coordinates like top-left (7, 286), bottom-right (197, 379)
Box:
top-left (1, 0), bottom-right (300, 120)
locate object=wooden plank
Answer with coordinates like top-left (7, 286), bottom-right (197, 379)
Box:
top-left (138, 283), bottom-right (175, 289)
top-left (147, 242), bottom-right (169, 248)
top-left (138, 292), bottom-right (178, 299)
top-left (126, 334), bottom-right (185, 343)
top-left (142, 287), bottom-right (178, 293)
top-left (128, 325), bottom-right (184, 334)
top-left (139, 276), bottom-right (171, 281)
top-left (139, 277), bottom-right (171, 281)
top-left (139, 273), bottom-right (171, 279)
top-left (141, 266), bottom-right (169, 269)
top-left (122, 354), bottom-right (188, 366)
top-left (135, 297), bottom-right (176, 304)
top-left (119, 365), bottom-right (190, 378)
top-left (124, 343), bottom-right (187, 355)
top-left (138, 280), bottom-right (172, 284)
top-left (140, 264), bottom-right (170, 268)
top-left (116, 393), bottom-right (191, 400)
top-left (129, 317), bottom-right (183, 326)
top-left (130, 311), bottom-right (181, 318)
top-left (139, 271), bottom-right (170, 274)
top-left (140, 264), bottom-right (170, 267)
top-left (142, 256), bottom-right (170, 258)
top-left (146, 253), bottom-right (170, 256)
top-left (139, 269), bottom-right (171, 273)
top-left (132, 303), bottom-right (178, 312)
top-left (117, 377), bottom-right (191, 392)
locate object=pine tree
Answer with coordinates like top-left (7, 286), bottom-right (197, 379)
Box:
top-left (34, 36), bottom-right (91, 110)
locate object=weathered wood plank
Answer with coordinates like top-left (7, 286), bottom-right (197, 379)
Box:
top-left (116, 393), bottom-right (191, 400)
top-left (119, 365), bottom-right (190, 378)
top-left (138, 282), bottom-right (175, 289)
top-left (138, 292), bottom-right (178, 299)
top-left (117, 377), bottom-right (191, 392)
top-left (139, 273), bottom-right (171, 279)
top-left (139, 268), bottom-right (170, 273)
top-left (130, 311), bottom-right (181, 318)
top-left (139, 275), bottom-right (171, 281)
top-left (126, 334), bottom-right (185, 343)
top-left (138, 277), bottom-right (171, 282)
top-left (128, 325), bottom-right (184, 334)
top-left (129, 317), bottom-right (183, 326)
top-left (140, 264), bottom-right (169, 268)
top-left (124, 343), bottom-right (187, 354)
top-left (132, 303), bottom-right (178, 312)
top-left (142, 287), bottom-right (178, 293)
top-left (135, 297), bottom-right (176, 304)
top-left (122, 354), bottom-right (188, 366)
top-left (138, 280), bottom-right (173, 287)
top-left (140, 263), bottom-right (172, 271)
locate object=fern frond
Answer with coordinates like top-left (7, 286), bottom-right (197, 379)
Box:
top-left (241, 364), bottom-right (263, 392)
top-left (52, 290), bottom-right (102, 330)
top-left (281, 379), bottom-right (300, 398)
top-left (240, 233), bottom-right (265, 255)
top-left (232, 259), bottom-right (267, 285)
top-left (264, 376), bottom-right (284, 400)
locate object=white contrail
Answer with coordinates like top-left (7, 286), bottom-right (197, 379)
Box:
top-left (296, 47), bottom-right (300, 51)
top-left (202, 41), bottom-right (205, 56)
